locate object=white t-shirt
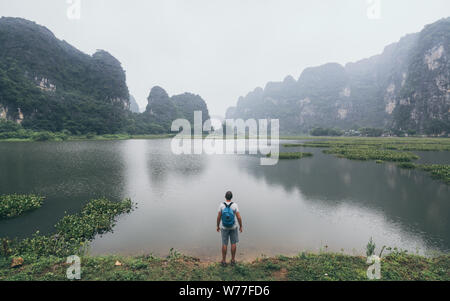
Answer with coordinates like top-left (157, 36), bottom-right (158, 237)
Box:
top-left (218, 201), bottom-right (239, 229)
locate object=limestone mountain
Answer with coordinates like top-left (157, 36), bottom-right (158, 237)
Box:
top-left (129, 95), bottom-right (140, 113)
top-left (144, 86), bottom-right (210, 132)
top-left (0, 17), bottom-right (130, 134)
top-left (226, 17), bottom-right (450, 135)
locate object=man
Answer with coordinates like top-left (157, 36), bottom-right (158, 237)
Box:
top-left (216, 191), bottom-right (243, 266)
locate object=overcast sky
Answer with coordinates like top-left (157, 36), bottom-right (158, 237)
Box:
top-left (1, 0), bottom-right (449, 116)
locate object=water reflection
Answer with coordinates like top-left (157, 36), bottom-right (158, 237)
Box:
top-left (0, 141), bottom-right (126, 238)
top-left (238, 144), bottom-right (450, 252)
top-left (0, 140), bottom-right (448, 260)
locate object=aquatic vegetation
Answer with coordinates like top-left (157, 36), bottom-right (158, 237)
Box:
top-left (282, 144), bottom-right (305, 147)
top-left (268, 152), bottom-right (313, 159)
top-left (0, 198), bottom-right (134, 258)
top-left (282, 138), bottom-right (450, 184)
top-left (397, 162), bottom-right (417, 169)
top-left (285, 138), bottom-right (449, 161)
top-left (292, 142), bottom-right (333, 148)
top-left (323, 147), bottom-right (419, 162)
top-left (395, 163), bottom-right (449, 184)
top-left (0, 194), bottom-right (44, 220)
top-left (383, 143), bottom-right (450, 151)
top-left (417, 164), bottom-right (450, 185)
top-left (54, 198), bottom-right (134, 241)
top-left (285, 137), bottom-right (450, 152)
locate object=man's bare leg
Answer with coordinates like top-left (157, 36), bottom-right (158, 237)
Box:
top-left (231, 244), bottom-right (237, 263)
top-left (222, 244), bottom-right (227, 263)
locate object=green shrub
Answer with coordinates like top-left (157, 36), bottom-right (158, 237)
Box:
top-left (0, 120), bottom-right (21, 133)
top-left (366, 237), bottom-right (376, 257)
top-left (32, 131), bottom-right (54, 141)
top-left (310, 127), bottom-right (343, 136)
top-left (359, 128), bottom-right (384, 137)
top-left (86, 132), bottom-right (96, 139)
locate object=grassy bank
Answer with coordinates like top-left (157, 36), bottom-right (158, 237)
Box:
top-left (0, 132), bottom-right (175, 142)
top-left (0, 194), bottom-right (44, 220)
top-left (1, 251), bottom-right (449, 281)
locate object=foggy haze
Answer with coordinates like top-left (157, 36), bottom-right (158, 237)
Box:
top-left (1, 0), bottom-right (449, 116)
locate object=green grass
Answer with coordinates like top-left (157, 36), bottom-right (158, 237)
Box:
top-left (268, 152), bottom-right (313, 159)
top-left (0, 251), bottom-right (448, 281)
top-left (0, 194), bottom-right (44, 220)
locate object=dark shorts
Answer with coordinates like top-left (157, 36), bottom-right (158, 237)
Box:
top-left (221, 227), bottom-right (239, 245)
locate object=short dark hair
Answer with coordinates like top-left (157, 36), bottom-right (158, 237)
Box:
top-left (225, 191), bottom-right (233, 201)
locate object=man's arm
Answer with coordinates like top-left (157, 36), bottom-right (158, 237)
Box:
top-left (236, 212), bottom-right (243, 233)
top-left (216, 211), bottom-right (222, 232)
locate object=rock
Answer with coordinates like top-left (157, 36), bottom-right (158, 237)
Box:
top-left (11, 257), bottom-right (24, 268)
top-left (129, 95), bottom-right (140, 113)
top-left (114, 260), bottom-right (122, 266)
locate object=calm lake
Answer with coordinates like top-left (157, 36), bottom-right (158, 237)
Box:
top-left (0, 139), bottom-right (449, 260)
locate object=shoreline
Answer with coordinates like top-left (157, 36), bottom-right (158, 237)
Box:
top-left (1, 135), bottom-right (450, 143)
top-left (0, 134), bottom-right (176, 142)
top-left (1, 251), bottom-right (449, 281)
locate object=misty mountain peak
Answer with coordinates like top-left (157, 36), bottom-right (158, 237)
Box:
top-left (147, 86), bottom-right (170, 104)
top-left (283, 75), bottom-right (296, 84)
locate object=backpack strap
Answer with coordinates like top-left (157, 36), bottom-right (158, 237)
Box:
top-left (225, 202), bottom-right (233, 208)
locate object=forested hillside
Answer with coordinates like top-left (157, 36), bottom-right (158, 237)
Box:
top-left (0, 17), bottom-right (130, 134)
top-left (0, 17), bottom-right (210, 136)
top-left (226, 18), bottom-right (450, 135)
